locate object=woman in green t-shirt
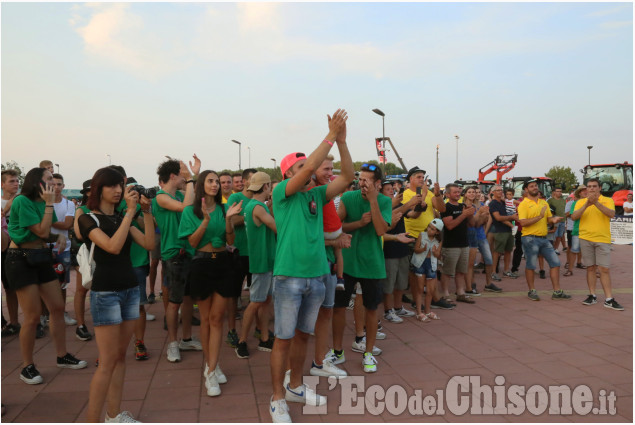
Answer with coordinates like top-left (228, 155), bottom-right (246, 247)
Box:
top-left (178, 170), bottom-right (242, 397)
top-left (5, 168), bottom-right (88, 385)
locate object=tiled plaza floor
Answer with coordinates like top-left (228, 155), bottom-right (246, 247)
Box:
top-left (1, 245), bottom-right (632, 423)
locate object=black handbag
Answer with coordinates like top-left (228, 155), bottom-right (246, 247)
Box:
top-left (24, 247), bottom-right (53, 266)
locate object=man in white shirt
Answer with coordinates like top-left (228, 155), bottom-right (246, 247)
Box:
top-left (50, 174), bottom-right (77, 326)
top-left (623, 192), bottom-right (633, 216)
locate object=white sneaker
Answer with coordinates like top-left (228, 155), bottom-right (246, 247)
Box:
top-left (325, 349), bottom-right (346, 365)
top-left (64, 312), bottom-right (77, 326)
top-left (270, 397), bottom-right (292, 423)
top-left (374, 331), bottom-right (386, 340)
top-left (394, 306), bottom-right (416, 317)
top-left (166, 341), bottom-right (181, 362)
top-left (179, 337), bottom-right (202, 351)
top-left (362, 352), bottom-right (378, 373)
top-left (40, 315), bottom-right (49, 328)
top-left (215, 364), bottom-right (227, 384)
top-left (146, 313), bottom-right (156, 321)
top-left (383, 309), bottom-right (403, 323)
top-left (310, 359), bottom-right (347, 377)
top-left (205, 371), bottom-right (221, 397)
top-left (351, 337), bottom-right (382, 355)
top-left (105, 411), bottom-right (140, 423)
top-left (346, 298), bottom-right (355, 310)
top-left (285, 383), bottom-right (327, 406)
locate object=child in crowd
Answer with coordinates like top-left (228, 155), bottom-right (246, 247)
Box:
top-left (411, 218), bottom-right (443, 322)
top-left (323, 200), bottom-right (346, 290)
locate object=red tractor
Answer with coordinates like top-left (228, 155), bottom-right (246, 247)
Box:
top-left (478, 154), bottom-right (518, 194)
top-left (582, 162), bottom-right (633, 215)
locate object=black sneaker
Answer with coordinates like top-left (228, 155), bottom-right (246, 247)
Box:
top-left (1, 323), bottom-right (21, 337)
top-left (604, 299), bottom-right (624, 311)
top-left (431, 299), bottom-right (455, 310)
top-left (75, 325), bottom-right (92, 341)
top-left (35, 324), bottom-right (45, 339)
top-left (235, 341), bottom-right (250, 358)
top-left (552, 290), bottom-right (572, 300)
top-left (465, 288), bottom-right (481, 297)
top-left (20, 364), bottom-right (43, 385)
top-left (582, 295), bottom-right (597, 306)
top-left (57, 353), bottom-right (88, 369)
top-left (258, 338), bottom-right (274, 352)
top-left (401, 294), bottom-right (413, 304)
top-left (226, 329), bottom-right (239, 348)
top-left (539, 270), bottom-right (546, 279)
top-left (147, 293), bottom-right (156, 304)
top-left (484, 284), bottom-right (502, 293)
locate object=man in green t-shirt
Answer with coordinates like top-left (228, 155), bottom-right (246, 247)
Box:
top-left (235, 172), bottom-right (276, 359)
top-left (226, 168), bottom-right (256, 348)
top-left (269, 109), bottom-right (353, 423)
top-left (332, 164), bottom-right (392, 374)
top-left (152, 156), bottom-right (201, 363)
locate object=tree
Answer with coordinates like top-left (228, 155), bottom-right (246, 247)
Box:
top-left (332, 160), bottom-right (405, 177)
top-left (545, 166), bottom-right (579, 191)
top-left (1, 160), bottom-right (25, 187)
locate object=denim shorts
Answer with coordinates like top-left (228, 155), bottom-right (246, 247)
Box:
top-left (475, 238), bottom-right (493, 266)
top-left (250, 271), bottom-right (273, 303)
top-left (555, 221), bottom-right (566, 238)
top-left (412, 257), bottom-right (437, 279)
top-left (521, 236), bottom-right (560, 270)
top-left (321, 266), bottom-right (336, 309)
top-left (90, 287), bottom-right (140, 327)
top-left (134, 265), bottom-right (149, 305)
top-left (569, 235), bottom-right (580, 254)
top-left (272, 275), bottom-right (326, 339)
top-left (467, 228), bottom-right (479, 248)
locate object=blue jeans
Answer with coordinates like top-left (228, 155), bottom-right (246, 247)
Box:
top-left (90, 287), bottom-right (140, 327)
top-left (272, 275), bottom-right (326, 339)
top-left (250, 272), bottom-right (273, 303)
top-left (476, 238), bottom-right (493, 266)
top-left (554, 221), bottom-right (566, 238)
top-left (521, 236), bottom-right (560, 270)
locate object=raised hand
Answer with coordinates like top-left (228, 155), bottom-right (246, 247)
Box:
top-left (201, 197), bottom-right (210, 222)
top-left (327, 109), bottom-right (348, 137)
top-left (227, 200), bottom-right (243, 218)
top-left (364, 181), bottom-right (378, 201)
top-left (179, 160), bottom-right (192, 180)
top-left (139, 195), bottom-right (152, 212)
top-left (189, 154), bottom-right (201, 176)
top-left (360, 212), bottom-right (372, 226)
top-left (40, 182), bottom-right (55, 204)
top-left (478, 205), bottom-right (490, 215)
top-left (433, 182), bottom-right (441, 197)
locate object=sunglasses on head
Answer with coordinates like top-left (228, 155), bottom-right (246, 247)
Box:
top-left (361, 163), bottom-right (378, 172)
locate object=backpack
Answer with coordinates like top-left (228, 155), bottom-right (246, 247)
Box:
top-left (76, 213), bottom-right (99, 289)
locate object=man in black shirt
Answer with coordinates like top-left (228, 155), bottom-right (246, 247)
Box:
top-left (488, 185), bottom-right (519, 279)
top-left (439, 184), bottom-right (476, 304)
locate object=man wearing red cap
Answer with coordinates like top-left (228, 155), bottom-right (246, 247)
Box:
top-left (269, 109), bottom-right (353, 423)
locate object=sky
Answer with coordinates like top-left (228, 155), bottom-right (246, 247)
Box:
top-left (1, 2), bottom-right (633, 188)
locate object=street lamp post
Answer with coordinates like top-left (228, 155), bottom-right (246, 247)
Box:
top-left (247, 147), bottom-right (251, 168)
top-left (454, 135), bottom-right (459, 181)
top-left (436, 145), bottom-right (439, 183)
top-left (587, 146), bottom-right (593, 166)
top-left (106, 154), bottom-right (111, 165)
top-left (372, 108), bottom-right (386, 174)
top-left (271, 158), bottom-right (277, 178)
top-left (55, 163), bottom-right (60, 174)
top-left (231, 140), bottom-right (242, 170)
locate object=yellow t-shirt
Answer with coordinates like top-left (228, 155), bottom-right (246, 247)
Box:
top-left (574, 196), bottom-right (614, 244)
top-left (222, 195), bottom-right (229, 205)
top-left (402, 189), bottom-right (435, 238)
top-left (518, 198), bottom-right (552, 237)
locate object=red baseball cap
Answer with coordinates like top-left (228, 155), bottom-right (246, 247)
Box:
top-left (280, 152), bottom-right (307, 179)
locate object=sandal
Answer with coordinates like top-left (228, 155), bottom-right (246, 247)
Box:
top-left (563, 270), bottom-right (573, 277)
top-left (416, 313), bottom-right (430, 323)
top-left (426, 312), bottom-right (440, 320)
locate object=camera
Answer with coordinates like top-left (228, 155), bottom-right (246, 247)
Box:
top-left (129, 185), bottom-right (157, 199)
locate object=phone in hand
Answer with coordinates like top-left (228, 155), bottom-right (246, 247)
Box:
top-left (416, 187), bottom-right (422, 196)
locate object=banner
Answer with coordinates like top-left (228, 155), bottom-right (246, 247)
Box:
top-left (375, 138), bottom-right (386, 164)
top-left (610, 215), bottom-right (632, 245)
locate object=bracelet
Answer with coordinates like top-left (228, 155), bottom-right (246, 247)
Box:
top-left (187, 179), bottom-right (196, 185)
top-left (323, 139), bottom-right (334, 147)
top-left (45, 205), bottom-right (54, 208)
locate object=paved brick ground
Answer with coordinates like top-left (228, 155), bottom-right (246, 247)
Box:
top-left (1, 245), bottom-right (632, 422)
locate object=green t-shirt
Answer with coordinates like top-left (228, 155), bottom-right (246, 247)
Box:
top-left (152, 190), bottom-right (193, 259)
top-left (340, 190), bottom-right (392, 279)
top-left (548, 197), bottom-right (566, 217)
top-left (8, 196), bottom-right (58, 244)
top-left (116, 200), bottom-right (149, 268)
top-left (571, 200), bottom-right (580, 236)
top-left (226, 191), bottom-right (252, 256)
top-left (244, 200), bottom-right (276, 274)
top-left (178, 204), bottom-right (227, 250)
top-left (272, 180), bottom-right (329, 278)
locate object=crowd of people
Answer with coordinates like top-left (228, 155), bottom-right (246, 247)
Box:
top-left (0, 110), bottom-right (626, 423)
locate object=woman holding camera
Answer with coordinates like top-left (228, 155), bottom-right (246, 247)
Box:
top-left (78, 167), bottom-right (154, 423)
top-left (178, 170), bottom-right (241, 397)
top-left (5, 167), bottom-right (87, 385)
